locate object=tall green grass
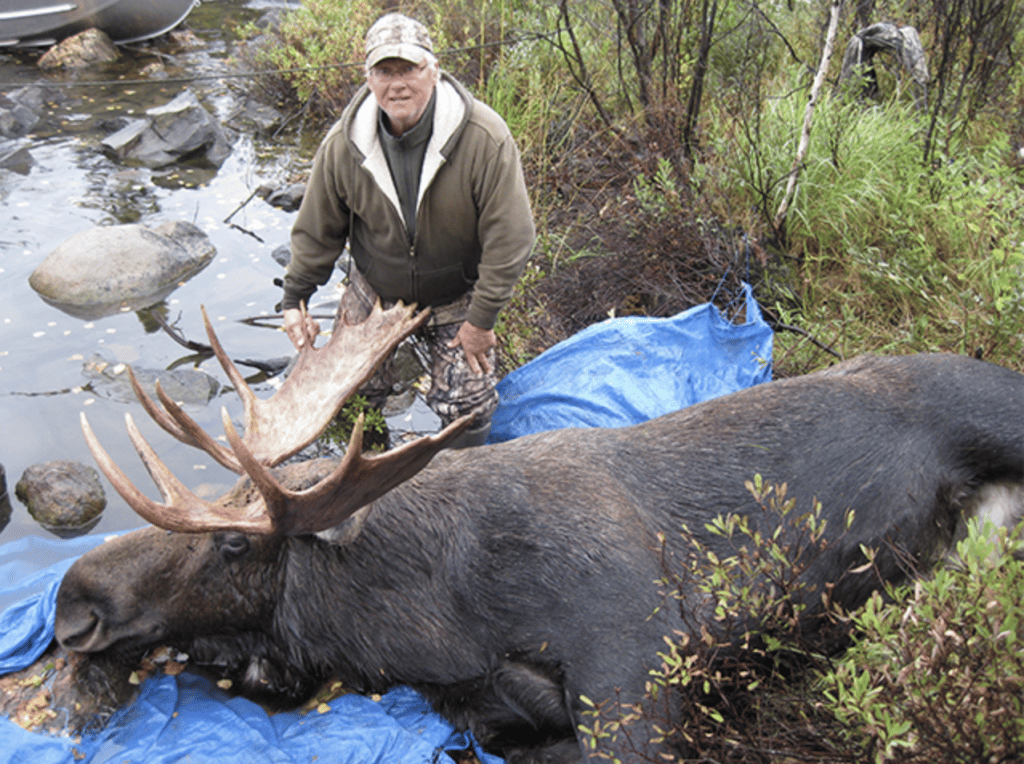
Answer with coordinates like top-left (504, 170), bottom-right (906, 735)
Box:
top-left (705, 74), bottom-right (1024, 371)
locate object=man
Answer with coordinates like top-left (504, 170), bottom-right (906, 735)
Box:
top-left (281, 13), bottom-right (535, 448)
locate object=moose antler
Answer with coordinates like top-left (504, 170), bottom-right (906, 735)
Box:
top-left (80, 303), bottom-right (473, 535)
top-left (132, 303), bottom-right (429, 471)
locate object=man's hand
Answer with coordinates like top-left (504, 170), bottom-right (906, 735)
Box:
top-left (447, 321), bottom-right (496, 375)
top-left (283, 306), bottom-right (321, 351)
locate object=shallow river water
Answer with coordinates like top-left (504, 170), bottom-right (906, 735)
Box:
top-left (0, 1), bottom-right (400, 548)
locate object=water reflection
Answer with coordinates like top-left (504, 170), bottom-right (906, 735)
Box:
top-left (34, 282), bottom-right (184, 320)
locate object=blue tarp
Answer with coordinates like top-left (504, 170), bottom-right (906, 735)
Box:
top-left (489, 282), bottom-right (773, 441)
top-left (0, 286), bottom-right (773, 762)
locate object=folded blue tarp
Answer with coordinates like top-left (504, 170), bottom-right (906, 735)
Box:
top-left (489, 282), bottom-right (773, 441)
top-left (1, 286), bottom-right (773, 762)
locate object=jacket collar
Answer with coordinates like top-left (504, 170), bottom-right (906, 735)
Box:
top-left (350, 74), bottom-right (469, 216)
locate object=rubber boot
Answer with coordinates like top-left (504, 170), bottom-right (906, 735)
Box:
top-left (446, 421), bottom-right (491, 449)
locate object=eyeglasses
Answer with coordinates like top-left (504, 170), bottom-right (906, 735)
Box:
top-left (368, 61), bottom-right (429, 81)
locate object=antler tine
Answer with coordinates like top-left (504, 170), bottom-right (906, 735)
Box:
top-left (128, 366), bottom-right (243, 474)
top-left (80, 412), bottom-right (276, 534)
top-left (219, 405), bottom-right (289, 528)
top-left (200, 304), bottom-right (260, 427)
top-left (270, 413), bottom-right (474, 535)
top-left (127, 367), bottom-right (191, 447)
top-left (153, 381), bottom-right (243, 474)
top-left (80, 411), bottom-right (169, 523)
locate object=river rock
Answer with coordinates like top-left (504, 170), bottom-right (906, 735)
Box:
top-left (37, 28), bottom-right (119, 70)
top-left (0, 142), bottom-right (33, 174)
top-left (28, 221), bottom-right (216, 319)
top-left (264, 183), bottom-right (306, 211)
top-left (271, 243), bottom-right (292, 268)
top-left (225, 97), bottom-right (284, 135)
top-left (5, 85), bottom-right (65, 114)
top-left (167, 29), bottom-right (204, 50)
top-left (0, 96), bottom-right (37, 139)
top-left (82, 353), bottom-right (220, 406)
top-left (0, 86), bottom-right (67, 142)
top-left (0, 463), bottom-right (11, 535)
top-left (101, 89), bottom-right (232, 168)
top-left (15, 461), bottom-right (106, 537)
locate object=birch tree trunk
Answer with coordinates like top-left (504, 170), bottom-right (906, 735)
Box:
top-left (773, 0), bottom-right (845, 234)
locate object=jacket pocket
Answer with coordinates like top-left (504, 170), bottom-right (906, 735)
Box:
top-left (415, 262), bottom-right (474, 307)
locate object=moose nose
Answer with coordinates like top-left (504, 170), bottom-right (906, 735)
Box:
top-left (55, 607), bottom-right (103, 652)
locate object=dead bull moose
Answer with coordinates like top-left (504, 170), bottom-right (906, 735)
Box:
top-left (55, 303), bottom-right (1024, 763)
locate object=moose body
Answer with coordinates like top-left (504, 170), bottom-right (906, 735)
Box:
top-left (54, 312), bottom-right (1024, 764)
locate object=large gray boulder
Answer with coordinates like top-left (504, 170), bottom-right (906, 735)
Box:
top-left (15, 461), bottom-right (106, 538)
top-left (102, 89), bottom-right (232, 168)
top-left (28, 220), bottom-right (216, 319)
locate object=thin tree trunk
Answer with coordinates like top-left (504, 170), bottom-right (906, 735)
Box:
top-left (683, 0), bottom-right (717, 159)
top-left (556, 0), bottom-right (617, 131)
top-left (772, 0), bottom-right (844, 235)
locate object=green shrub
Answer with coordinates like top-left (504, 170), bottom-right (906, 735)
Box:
top-left (588, 481), bottom-right (1024, 762)
top-left (320, 395), bottom-right (389, 452)
top-left (580, 477), bottom-right (858, 760)
top-left (821, 521), bottom-right (1024, 763)
top-left (240, 0), bottom-right (379, 116)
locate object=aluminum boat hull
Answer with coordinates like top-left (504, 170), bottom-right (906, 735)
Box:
top-left (0, 0), bottom-right (198, 47)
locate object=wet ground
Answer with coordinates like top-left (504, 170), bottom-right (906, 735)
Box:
top-left (0, 0), bottom-right (433, 549)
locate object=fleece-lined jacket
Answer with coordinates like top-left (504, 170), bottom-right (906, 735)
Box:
top-left (284, 73), bottom-right (535, 330)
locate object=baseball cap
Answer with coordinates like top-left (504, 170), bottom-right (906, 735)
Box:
top-left (365, 13), bottom-right (434, 69)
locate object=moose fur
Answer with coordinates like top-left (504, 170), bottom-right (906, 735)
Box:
top-left (55, 353), bottom-right (1024, 762)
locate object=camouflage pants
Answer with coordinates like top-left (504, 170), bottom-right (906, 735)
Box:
top-left (336, 268), bottom-right (499, 429)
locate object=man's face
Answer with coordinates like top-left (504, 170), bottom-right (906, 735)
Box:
top-left (367, 57), bottom-right (439, 137)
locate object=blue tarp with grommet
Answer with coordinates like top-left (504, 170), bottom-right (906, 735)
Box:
top-left (0, 283), bottom-right (773, 763)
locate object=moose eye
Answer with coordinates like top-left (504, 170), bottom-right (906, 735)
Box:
top-left (214, 533), bottom-right (251, 562)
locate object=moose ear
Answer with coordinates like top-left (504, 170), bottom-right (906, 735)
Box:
top-left (315, 505), bottom-right (377, 546)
